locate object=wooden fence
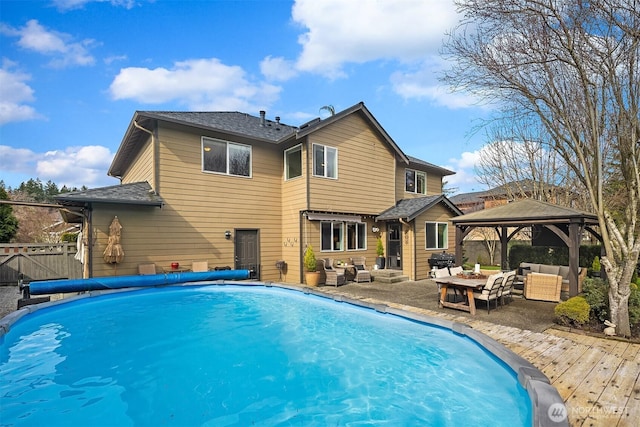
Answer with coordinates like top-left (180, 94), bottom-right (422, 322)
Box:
top-left (0, 243), bottom-right (82, 286)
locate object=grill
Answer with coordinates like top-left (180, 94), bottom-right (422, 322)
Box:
top-left (428, 252), bottom-right (456, 269)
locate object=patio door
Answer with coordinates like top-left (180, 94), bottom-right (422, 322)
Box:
top-left (387, 222), bottom-right (402, 269)
top-left (235, 229), bottom-right (259, 279)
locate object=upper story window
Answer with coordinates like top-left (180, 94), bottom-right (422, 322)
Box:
top-left (405, 169), bottom-right (426, 194)
top-left (202, 137), bottom-right (251, 177)
top-left (284, 145), bottom-right (302, 180)
top-left (313, 144), bottom-right (338, 179)
top-left (426, 221), bottom-right (448, 250)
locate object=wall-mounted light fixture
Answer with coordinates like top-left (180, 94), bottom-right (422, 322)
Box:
top-left (372, 226), bottom-right (380, 233)
top-left (225, 230), bottom-right (232, 240)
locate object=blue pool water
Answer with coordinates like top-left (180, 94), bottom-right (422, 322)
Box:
top-left (1, 285), bottom-right (531, 426)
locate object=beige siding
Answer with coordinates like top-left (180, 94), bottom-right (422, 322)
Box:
top-left (413, 205), bottom-right (458, 280)
top-left (307, 114), bottom-right (396, 214)
top-left (426, 173), bottom-right (443, 195)
top-left (92, 125), bottom-right (285, 281)
top-left (281, 144), bottom-right (307, 283)
top-left (122, 135), bottom-right (154, 186)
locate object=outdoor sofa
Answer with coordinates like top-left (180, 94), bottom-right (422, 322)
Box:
top-left (518, 262), bottom-right (587, 302)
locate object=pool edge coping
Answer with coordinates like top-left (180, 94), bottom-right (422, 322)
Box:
top-left (0, 280), bottom-right (568, 427)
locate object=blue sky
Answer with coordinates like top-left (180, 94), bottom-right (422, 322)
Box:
top-left (0, 0), bottom-right (491, 194)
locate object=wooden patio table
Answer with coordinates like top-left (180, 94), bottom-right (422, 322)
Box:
top-left (434, 276), bottom-right (487, 315)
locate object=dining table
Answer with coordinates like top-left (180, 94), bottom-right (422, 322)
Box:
top-left (434, 275), bottom-right (488, 315)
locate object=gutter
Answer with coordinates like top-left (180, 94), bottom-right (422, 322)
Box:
top-left (132, 120), bottom-right (159, 193)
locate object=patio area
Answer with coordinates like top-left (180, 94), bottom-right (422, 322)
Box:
top-left (315, 278), bottom-right (640, 427)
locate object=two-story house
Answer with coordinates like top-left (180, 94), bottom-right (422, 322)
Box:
top-left (56, 102), bottom-right (461, 283)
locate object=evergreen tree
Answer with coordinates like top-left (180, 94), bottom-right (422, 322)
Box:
top-left (0, 186), bottom-right (19, 243)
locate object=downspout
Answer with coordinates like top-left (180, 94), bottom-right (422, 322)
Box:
top-left (86, 204), bottom-right (93, 278)
top-left (133, 120), bottom-right (159, 193)
top-left (303, 137), bottom-right (311, 283)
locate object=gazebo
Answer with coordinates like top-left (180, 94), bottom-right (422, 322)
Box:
top-left (452, 199), bottom-right (600, 297)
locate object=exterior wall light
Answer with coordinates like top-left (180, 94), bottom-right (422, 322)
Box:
top-left (225, 230), bottom-right (232, 240)
top-left (372, 226), bottom-right (380, 233)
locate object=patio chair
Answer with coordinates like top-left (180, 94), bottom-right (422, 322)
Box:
top-left (192, 261), bottom-right (209, 272)
top-left (473, 273), bottom-right (504, 314)
top-left (499, 270), bottom-right (517, 306)
top-left (448, 266), bottom-right (464, 276)
top-left (138, 263), bottom-right (157, 275)
top-left (322, 259), bottom-right (346, 287)
top-left (350, 257), bottom-right (372, 283)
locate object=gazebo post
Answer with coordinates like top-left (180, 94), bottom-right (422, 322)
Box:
top-left (455, 226), bottom-right (464, 267)
top-left (500, 226), bottom-right (509, 271)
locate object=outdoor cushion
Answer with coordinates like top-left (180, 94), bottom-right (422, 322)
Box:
top-left (539, 264), bottom-right (561, 275)
top-left (558, 265), bottom-right (571, 280)
top-left (521, 262), bottom-right (540, 273)
top-left (482, 273), bottom-right (503, 292)
top-left (355, 264), bottom-right (365, 270)
top-left (518, 266), bottom-right (531, 276)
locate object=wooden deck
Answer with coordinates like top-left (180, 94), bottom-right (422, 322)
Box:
top-left (322, 291), bottom-right (640, 427)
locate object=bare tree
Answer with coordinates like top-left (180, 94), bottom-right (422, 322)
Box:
top-left (443, 0), bottom-right (640, 336)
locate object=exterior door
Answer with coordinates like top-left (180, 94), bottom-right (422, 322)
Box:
top-left (235, 229), bottom-right (259, 279)
top-left (387, 222), bottom-right (402, 269)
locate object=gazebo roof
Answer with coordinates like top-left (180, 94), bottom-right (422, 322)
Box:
top-left (452, 199), bottom-right (599, 227)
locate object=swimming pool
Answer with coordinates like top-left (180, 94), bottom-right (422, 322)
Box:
top-left (0, 283), bottom-right (565, 426)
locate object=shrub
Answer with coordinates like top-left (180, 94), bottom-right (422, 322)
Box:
top-left (582, 277), bottom-right (609, 323)
top-left (376, 237), bottom-right (384, 257)
top-left (303, 245), bottom-right (317, 272)
top-left (555, 297), bottom-right (590, 327)
top-left (61, 232), bottom-right (78, 243)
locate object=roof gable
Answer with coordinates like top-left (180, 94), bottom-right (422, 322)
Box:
top-left (376, 195), bottom-right (462, 221)
top-left (295, 102), bottom-right (410, 164)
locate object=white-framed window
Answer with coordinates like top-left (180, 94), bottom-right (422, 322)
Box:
top-left (321, 222), bottom-right (343, 251)
top-left (313, 144), bottom-right (338, 178)
top-left (202, 137), bottom-right (251, 177)
top-left (284, 144), bottom-right (302, 180)
top-left (426, 222), bottom-right (448, 249)
top-left (405, 169), bottom-right (426, 194)
top-left (347, 222), bottom-right (366, 250)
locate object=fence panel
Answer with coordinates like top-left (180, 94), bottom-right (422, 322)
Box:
top-left (0, 244), bottom-right (82, 286)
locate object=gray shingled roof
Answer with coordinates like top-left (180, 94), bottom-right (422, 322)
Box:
top-left (109, 102), bottom-right (453, 180)
top-left (55, 181), bottom-right (164, 207)
top-left (449, 191), bottom-right (486, 205)
top-left (140, 111), bottom-right (298, 143)
top-left (376, 195), bottom-right (462, 221)
top-left (407, 156), bottom-right (455, 176)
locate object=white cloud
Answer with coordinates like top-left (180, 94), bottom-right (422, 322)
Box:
top-left (52, 0), bottom-right (137, 11)
top-left (109, 58), bottom-right (282, 111)
top-left (443, 150), bottom-right (485, 193)
top-left (0, 20), bottom-right (95, 68)
top-left (0, 63), bottom-right (41, 125)
top-left (0, 145), bottom-right (116, 189)
top-left (260, 56), bottom-right (298, 82)
top-left (390, 62), bottom-right (483, 109)
top-left (291, 0), bottom-right (458, 77)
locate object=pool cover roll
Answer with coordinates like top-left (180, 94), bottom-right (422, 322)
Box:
top-left (28, 270), bottom-right (251, 295)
